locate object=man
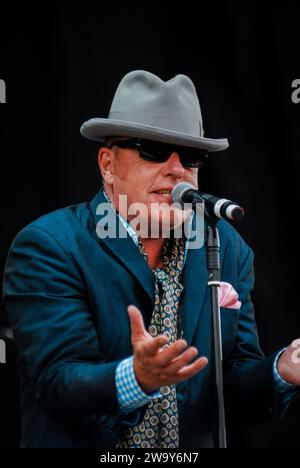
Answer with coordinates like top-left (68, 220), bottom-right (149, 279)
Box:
top-left (3, 70), bottom-right (300, 448)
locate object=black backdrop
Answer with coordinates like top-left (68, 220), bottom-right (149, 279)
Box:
top-left (0, 2), bottom-right (299, 448)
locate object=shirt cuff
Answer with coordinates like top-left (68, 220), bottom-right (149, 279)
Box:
top-left (273, 348), bottom-right (298, 393)
top-left (115, 356), bottom-right (162, 414)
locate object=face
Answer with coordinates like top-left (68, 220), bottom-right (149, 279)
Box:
top-left (98, 141), bottom-right (199, 238)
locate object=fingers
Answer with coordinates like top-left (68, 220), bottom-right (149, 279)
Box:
top-left (155, 339), bottom-right (188, 367)
top-left (175, 356), bottom-right (208, 381)
top-left (141, 335), bottom-right (169, 356)
top-left (156, 344), bottom-right (208, 384)
top-left (128, 305), bottom-right (149, 343)
top-left (166, 346), bottom-right (199, 374)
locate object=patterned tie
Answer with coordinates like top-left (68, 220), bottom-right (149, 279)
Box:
top-left (116, 237), bottom-right (185, 448)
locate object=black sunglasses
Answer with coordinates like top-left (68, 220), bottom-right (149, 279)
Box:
top-left (108, 138), bottom-right (208, 168)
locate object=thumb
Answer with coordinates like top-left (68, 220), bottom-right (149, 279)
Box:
top-left (128, 305), bottom-right (150, 344)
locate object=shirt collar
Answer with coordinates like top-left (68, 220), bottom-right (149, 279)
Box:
top-left (102, 188), bottom-right (139, 246)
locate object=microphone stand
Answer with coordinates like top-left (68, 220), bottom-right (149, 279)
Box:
top-left (205, 216), bottom-right (227, 449)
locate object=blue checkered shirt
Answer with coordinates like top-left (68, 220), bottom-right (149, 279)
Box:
top-left (102, 189), bottom-right (297, 413)
top-left (273, 349), bottom-right (297, 393)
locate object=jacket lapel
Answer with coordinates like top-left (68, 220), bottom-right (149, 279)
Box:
top-left (90, 189), bottom-right (155, 302)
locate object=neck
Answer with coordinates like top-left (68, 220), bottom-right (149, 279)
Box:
top-left (140, 237), bottom-right (165, 269)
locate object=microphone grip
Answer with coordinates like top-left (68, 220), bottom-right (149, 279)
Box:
top-left (207, 248), bottom-right (221, 271)
top-left (201, 194), bottom-right (244, 222)
top-left (206, 226), bottom-right (221, 274)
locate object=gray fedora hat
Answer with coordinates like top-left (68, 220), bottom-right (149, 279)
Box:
top-left (80, 70), bottom-right (229, 152)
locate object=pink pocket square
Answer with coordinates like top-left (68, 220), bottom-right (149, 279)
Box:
top-left (218, 282), bottom-right (241, 310)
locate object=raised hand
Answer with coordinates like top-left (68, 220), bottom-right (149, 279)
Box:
top-left (128, 305), bottom-right (208, 394)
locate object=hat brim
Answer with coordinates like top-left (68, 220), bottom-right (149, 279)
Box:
top-left (80, 119), bottom-right (229, 152)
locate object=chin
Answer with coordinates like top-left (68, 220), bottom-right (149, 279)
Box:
top-left (149, 212), bottom-right (186, 239)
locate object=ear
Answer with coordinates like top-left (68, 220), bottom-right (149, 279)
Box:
top-left (98, 147), bottom-right (114, 185)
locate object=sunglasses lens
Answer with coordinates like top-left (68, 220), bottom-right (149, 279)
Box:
top-left (110, 139), bottom-right (207, 168)
top-left (142, 143), bottom-right (207, 168)
top-left (180, 148), bottom-right (208, 168)
top-left (140, 145), bottom-right (169, 163)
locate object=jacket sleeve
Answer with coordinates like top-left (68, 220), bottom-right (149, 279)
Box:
top-left (223, 237), bottom-right (299, 422)
top-left (2, 225), bottom-right (126, 425)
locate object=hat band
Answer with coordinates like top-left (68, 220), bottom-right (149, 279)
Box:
top-left (108, 111), bottom-right (204, 137)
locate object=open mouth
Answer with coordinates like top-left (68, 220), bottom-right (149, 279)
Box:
top-left (154, 190), bottom-right (172, 195)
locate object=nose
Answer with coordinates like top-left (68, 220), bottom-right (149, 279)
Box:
top-left (161, 152), bottom-right (184, 178)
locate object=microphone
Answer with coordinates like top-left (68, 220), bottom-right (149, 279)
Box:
top-left (172, 182), bottom-right (245, 222)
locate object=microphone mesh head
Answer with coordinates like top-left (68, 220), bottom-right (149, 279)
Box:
top-left (172, 182), bottom-right (195, 205)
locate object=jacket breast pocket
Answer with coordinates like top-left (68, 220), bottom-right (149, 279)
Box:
top-left (220, 307), bottom-right (240, 359)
